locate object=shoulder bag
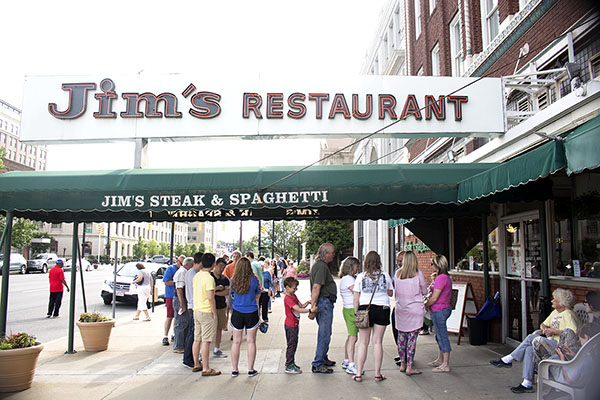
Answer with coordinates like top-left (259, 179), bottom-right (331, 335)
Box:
top-left (355, 270), bottom-right (382, 329)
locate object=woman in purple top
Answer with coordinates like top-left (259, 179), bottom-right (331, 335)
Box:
top-left (424, 255), bottom-right (453, 372)
top-left (394, 251), bottom-right (427, 375)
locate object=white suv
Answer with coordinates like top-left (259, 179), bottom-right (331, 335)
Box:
top-left (27, 253), bottom-right (58, 273)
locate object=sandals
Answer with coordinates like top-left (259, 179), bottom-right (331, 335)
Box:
top-left (427, 360), bottom-right (441, 367)
top-left (352, 375), bottom-right (362, 382)
top-left (374, 375), bottom-right (386, 382)
top-left (202, 368), bottom-right (221, 376)
top-left (405, 370), bottom-right (422, 376)
top-left (432, 366), bottom-right (450, 373)
top-left (132, 317), bottom-right (139, 320)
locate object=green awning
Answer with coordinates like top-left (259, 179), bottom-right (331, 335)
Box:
top-left (565, 114), bottom-right (600, 175)
top-left (457, 139), bottom-right (566, 203)
top-left (0, 163), bottom-right (497, 223)
top-left (388, 218), bottom-right (413, 227)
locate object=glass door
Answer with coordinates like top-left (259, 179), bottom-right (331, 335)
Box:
top-left (503, 214), bottom-right (542, 342)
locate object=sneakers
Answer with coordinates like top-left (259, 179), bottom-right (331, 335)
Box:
top-left (312, 365), bottom-right (334, 374)
top-left (172, 348), bottom-right (184, 353)
top-left (490, 359), bottom-right (512, 368)
top-left (231, 370), bottom-right (239, 377)
top-left (285, 364), bottom-right (302, 374)
top-left (248, 369), bottom-right (258, 377)
top-left (510, 384), bottom-right (534, 394)
top-left (162, 337), bottom-right (169, 346)
top-left (213, 349), bottom-right (228, 358)
top-left (324, 359), bottom-right (336, 367)
top-left (341, 360), bottom-right (349, 369)
top-left (345, 363), bottom-right (358, 375)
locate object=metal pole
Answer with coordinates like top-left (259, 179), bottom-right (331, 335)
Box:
top-left (106, 223), bottom-right (111, 258)
top-left (271, 221), bottom-right (275, 259)
top-left (239, 221), bottom-right (243, 253)
top-left (112, 242), bottom-right (118, 319)
top-left (258, 221), bottom-right (261, 257)
top-left (0, 211), bottom-right (14, 337)
top-left (482, 214), bottom-right (490, 299)
top-left (539, 203), bottom-right (551, 319)
top-left (170, 222), bottom-right (175, 263)
top-left (67, 222), bottom-right (79, 354)
top-left (81, 222), bottom-right (86, 259)
top-left (151, 272), bottom-right (155, 313)
top-left (77, 237), bottom-right (87, 313)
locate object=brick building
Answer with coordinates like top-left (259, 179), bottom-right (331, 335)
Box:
top-left (357, 0), bottom-right (600, 345)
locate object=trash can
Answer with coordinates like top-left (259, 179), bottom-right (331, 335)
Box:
top-left (467, 317), bottom-right (488, 345)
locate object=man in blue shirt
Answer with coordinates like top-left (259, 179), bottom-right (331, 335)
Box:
top-left (162, 255), bottom-right (184, 346)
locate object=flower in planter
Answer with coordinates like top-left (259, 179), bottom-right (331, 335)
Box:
top-left (79, 312), bottom-right (111, 323)
top-left (0, 332), bottom-right (37, 350)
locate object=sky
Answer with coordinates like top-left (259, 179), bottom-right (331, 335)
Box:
top-left (1, 0), bottom-right (388, 240)
top-left (1, 0), bottom-right (388, 170)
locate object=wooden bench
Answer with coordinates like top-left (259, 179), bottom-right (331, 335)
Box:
top-left (537, 332), bottom-right (600, 400)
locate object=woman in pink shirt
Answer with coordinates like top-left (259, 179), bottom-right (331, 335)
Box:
top-left (393, 251), bottom-right (427, 375)
top-left (424, 255), bottom-right (453, 372)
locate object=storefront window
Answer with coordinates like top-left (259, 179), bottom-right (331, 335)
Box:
top-left (457, 227), bottom-right (499, 272)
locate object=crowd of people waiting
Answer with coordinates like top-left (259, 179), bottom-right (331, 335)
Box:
top-left (142, 242), bottom-right (599, 395)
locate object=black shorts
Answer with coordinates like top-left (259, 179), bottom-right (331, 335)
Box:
top-left (358, 304), bottom-right (390, 327)
top-left (230, 309), bottom-right (260, 331)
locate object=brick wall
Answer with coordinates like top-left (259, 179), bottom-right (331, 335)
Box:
top-left (550, 283), bottom-right (598, 304)
top-left (407, 137), bottom-right (440, 161)
top-left (498, 0), bottom-right (520, 24)
top-left (483, 0), bottom-right (594, 77)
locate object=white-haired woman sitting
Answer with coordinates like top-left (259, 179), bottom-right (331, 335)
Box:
top-left (489, 288), bottom-right (579, 394)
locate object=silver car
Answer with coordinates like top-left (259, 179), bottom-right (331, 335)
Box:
top-left (26, 253), bottom-right (58, 273)
top-left (0, 253), bottom-right (28, 274)
top-left (100, 262), bottom-right (166, 305)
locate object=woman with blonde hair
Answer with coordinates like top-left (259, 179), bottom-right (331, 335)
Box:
top-left (338, 256), bottom-right (360, 375)
top-left (394, 251), bottom-right (427, 375)
top-left (230, 257), bottom-right (262, 377)
top-left (424, 255), bottom-right (452, 372)
top-left (352, 251), bottom-right (393, 382)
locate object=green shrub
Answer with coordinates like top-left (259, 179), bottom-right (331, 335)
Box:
top-left (0, 332), bottom-right (36, 350)
top-left (79, 312), bottom-right (111, 322)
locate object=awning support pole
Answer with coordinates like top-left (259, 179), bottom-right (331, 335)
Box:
top-left (170, 222), bottom-right (175, 263)
top-left (482, 213), bottom-right (490, 299)
top-left (77, 237), bottom-right (87, 313)
top-left (0, 211), bottom-right (14, 337)
top-left (539, 202), bottom-right (551, 319)
top-left (67, 222), bottom-right (79, 354)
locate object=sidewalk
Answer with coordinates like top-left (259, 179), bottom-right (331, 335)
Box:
top-left (7, 279), bottom-right (535, 400)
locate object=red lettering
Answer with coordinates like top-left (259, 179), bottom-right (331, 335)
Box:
top-left (308, 93), bottom-right (329, 119)
top-left (328, 93), bottom-right (351, 119)
top-left (243, 93), bottom-right (263, 119)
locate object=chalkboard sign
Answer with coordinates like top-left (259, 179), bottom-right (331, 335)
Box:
top-left (447, 282), bottom-right (478, 345)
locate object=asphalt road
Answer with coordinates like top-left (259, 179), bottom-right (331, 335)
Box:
top-left (1, 265), bottom-right (164, 343)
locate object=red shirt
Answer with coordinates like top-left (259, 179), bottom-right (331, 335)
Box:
top-left (223, 262), bottom-right (235, 280)
top-left (284, 294), bottom-right (300, 327)
top-left (49, 266), bottom-right (65, 292)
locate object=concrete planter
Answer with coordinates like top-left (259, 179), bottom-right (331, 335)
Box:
top-left (0, 342), bottom-right (44, 392)
top-left (77, 320), bottom-right (115, 351)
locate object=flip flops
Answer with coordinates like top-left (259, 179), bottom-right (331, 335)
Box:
top-left (432, 366), bottom-right (450, 373)
top-left (202, 368), bottom-right (221, 376)
top-left (427, 360), bottom-right (441, 367)
top-left (405, 370), bottom-right (422, 376)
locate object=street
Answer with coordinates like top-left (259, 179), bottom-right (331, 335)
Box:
top-left (2, 265), bottom-right (164, 343)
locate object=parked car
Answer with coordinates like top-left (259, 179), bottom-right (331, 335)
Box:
top-left (100, 262), bottom-right (166, 305)
top-left (63, 258), bottom-right (92, 271)
top-left (0, 253), bottom-right (28, 274)
top-left (151, 255), bottom-right (170, 264)
top-left (26, 253), bottom-right (58, 273)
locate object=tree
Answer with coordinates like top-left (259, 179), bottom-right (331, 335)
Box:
top-left (175, 242), bottom-right (185, 257)
top-left (304, 220), bottom-right (353, 264)
top-left (242, 236), bottom-right (258, 256)
top-left (198, 243), bottom-right (206, 253)
top-left (30, 232), bottom-right (53, 254)
top-left (146, 239), bottom-right (159, 257)
top-left (264, 221), bottom-right (303, 259)
top-left (0, 216), bottom-right (39, 252)
top-left (159, 242), bottom-right (170, 256)
top-left (189, 243), bottom-right (198, 256)
top-left (0, 146), bottom-right (5, 170)
top-left (132, 236), bottom-right (146, 260)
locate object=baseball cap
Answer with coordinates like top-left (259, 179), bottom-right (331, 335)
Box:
top-left (56, 259), bottom-right (64, 264)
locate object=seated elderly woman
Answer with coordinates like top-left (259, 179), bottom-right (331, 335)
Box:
top-left (490, 288), bottom-right (579, 394)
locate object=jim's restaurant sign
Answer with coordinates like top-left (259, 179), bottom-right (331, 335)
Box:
top-left (21, 74), bottom-right (504, 143)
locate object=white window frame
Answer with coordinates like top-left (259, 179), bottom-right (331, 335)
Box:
top-left (429, 0), bottom-right (436, 14)
top-left (449, 14), bottom-right (462, 77)
top-left (394, 6), bottom-right (403, 47)
top-left (431, 43), bottom-right (440, 76)
top-left (414, 0), bottom-right (421, 39)
top-left (480, 0), bottom-right (499, 48)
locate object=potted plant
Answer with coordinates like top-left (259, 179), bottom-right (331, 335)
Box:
top-left (0, 332), bottom-right (43, 392)
top-left (77, 312), bottom-right (115, 352)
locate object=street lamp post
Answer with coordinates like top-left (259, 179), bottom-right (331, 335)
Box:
top-left (296, 233), bottom-right (301, 264)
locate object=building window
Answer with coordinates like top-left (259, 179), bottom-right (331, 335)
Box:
top-left (431, 43), bottom-right (440, 76)
top-left (429, 0), bottom-right (436, 14)
top-left (449, 14), bottom-right (462, 77)
top-left (395, 6), bottom-right (403, 46)
top-left (382, 34), bottom-right (389, 62)
top-left (414, 0), bottom-right (421, 38)
top-left (481, 0), bottom-right (499, 47)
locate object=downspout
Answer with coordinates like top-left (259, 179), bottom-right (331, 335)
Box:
top-left (0, 211), bottom-right (14, 337)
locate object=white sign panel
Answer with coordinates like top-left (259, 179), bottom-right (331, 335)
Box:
top-left (21, 74), bottom-right (505, 143)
